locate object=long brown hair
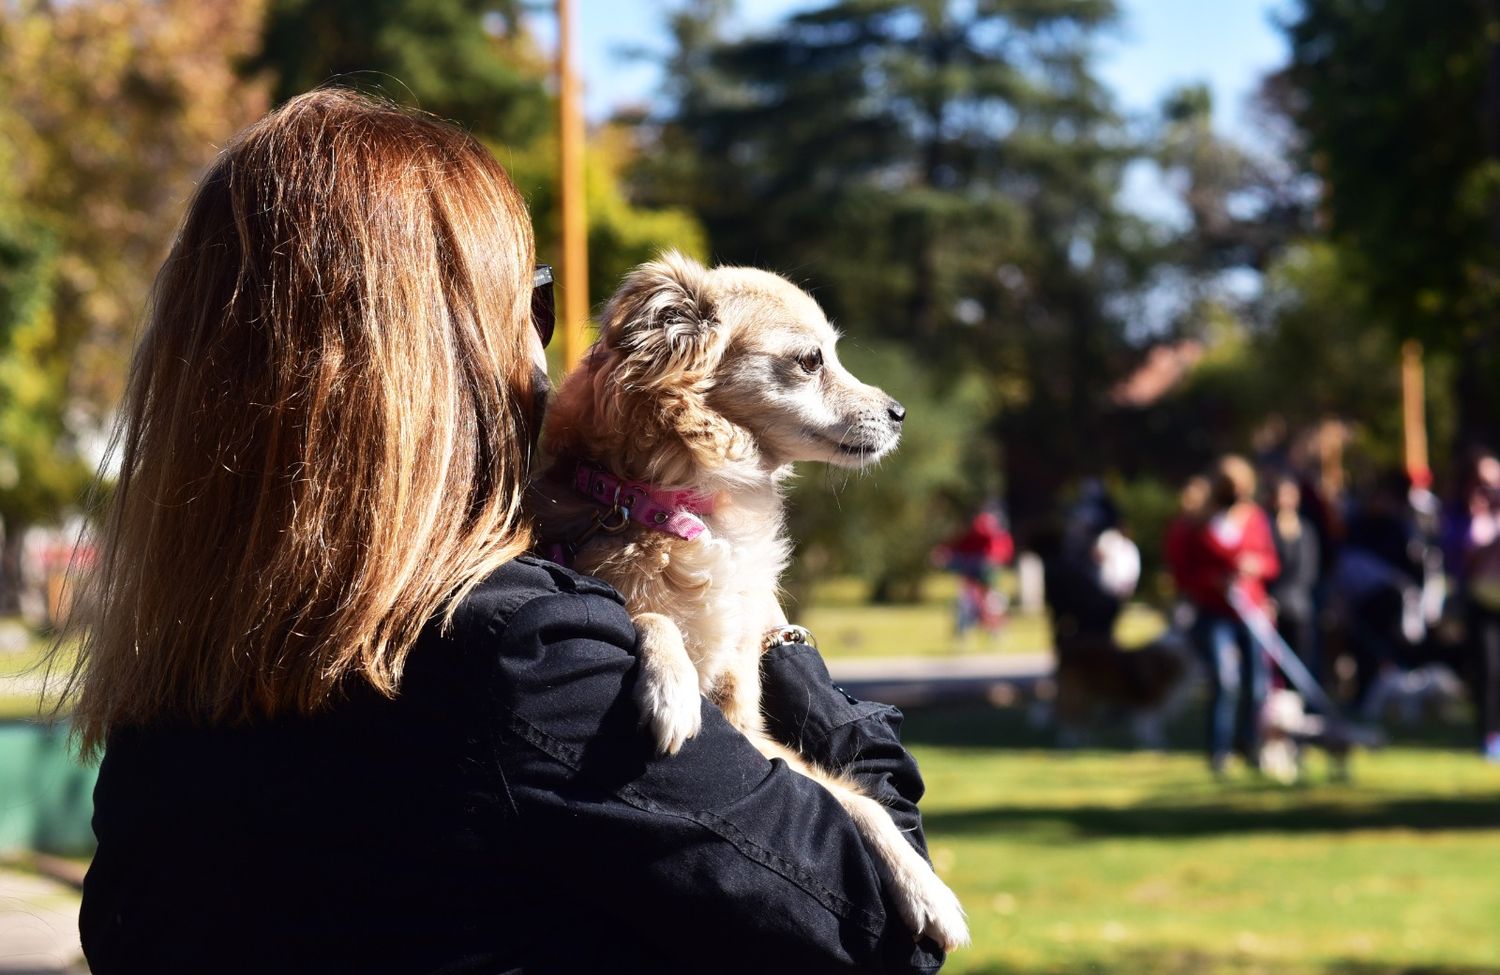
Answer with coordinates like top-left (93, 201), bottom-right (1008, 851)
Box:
top-left (64, 89), bottom-right (538, 754)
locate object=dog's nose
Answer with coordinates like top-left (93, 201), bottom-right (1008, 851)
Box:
top-left (887, 400), bottom-right (906, 423)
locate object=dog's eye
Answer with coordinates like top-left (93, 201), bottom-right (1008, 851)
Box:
top-left (797, 349), bottom-right (824, 374)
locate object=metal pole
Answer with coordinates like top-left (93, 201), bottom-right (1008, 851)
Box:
top-left (557, 0), bottom-right (589, 369)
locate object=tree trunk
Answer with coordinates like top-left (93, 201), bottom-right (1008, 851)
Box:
top-left (0, 518), bottom-right (24, 616)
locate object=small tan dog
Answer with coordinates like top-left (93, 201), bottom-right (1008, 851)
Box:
top-left (532, 251), bottom-right (969, 951)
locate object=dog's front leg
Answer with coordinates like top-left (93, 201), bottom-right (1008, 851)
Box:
top-left (632, 612), bottom-right (703, 755)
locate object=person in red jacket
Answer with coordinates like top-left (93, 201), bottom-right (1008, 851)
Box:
top-left (933, 510), bottom-right (1014, 637)
top-left (1168, 456), bottom-right (1280, 775)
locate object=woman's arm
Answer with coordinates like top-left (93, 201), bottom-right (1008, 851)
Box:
top-left (1295, 522), bottom-right (1321, 592)
top-left (486, 589), bottom-right (945, 975)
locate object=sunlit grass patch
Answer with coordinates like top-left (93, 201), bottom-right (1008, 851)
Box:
top-left (802, 573), bottom-right (1165, 658)
top-left (0, 618), bottom-right (68, 720)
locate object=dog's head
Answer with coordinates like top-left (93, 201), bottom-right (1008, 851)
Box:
top-left (547, 251), bottom-right (903, 486)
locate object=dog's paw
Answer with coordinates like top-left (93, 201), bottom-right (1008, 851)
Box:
top-left (634, 655), bottom-right (702, 756)
top-left (892, 860), bottom-right (970, 952)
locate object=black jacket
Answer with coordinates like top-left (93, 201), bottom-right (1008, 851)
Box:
top-left (81, 556), bottom-right (946, 974)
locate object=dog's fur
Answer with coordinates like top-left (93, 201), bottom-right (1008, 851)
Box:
top-left (531, 252), bottom-right (968, 950)
top-left (1260, 688), bottom-right (1386, 783)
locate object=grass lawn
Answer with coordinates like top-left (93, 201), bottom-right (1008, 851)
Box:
top-left (802, 573), bottom-right (1165, 659)
top-left (903, 703), bottom-right (1500, 975)
top-left (0, 619), bottom-right (64, 720)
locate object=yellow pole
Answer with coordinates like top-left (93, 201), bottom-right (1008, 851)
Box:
top-left (1402, 339), bottom-right (1430, 486)
top-left (1319, 417), bottom-right (1345, 504)
top-left (557, 0), bottom-right (589, 369)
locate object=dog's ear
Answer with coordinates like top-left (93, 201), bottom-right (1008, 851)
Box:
top-left (602, 251), bottom-right (725, 382)
top-left (587, 252), bottom-right (755, 483)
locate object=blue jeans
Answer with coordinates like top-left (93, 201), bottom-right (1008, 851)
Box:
top-left (1191, 611), bottom-right (1266, 760)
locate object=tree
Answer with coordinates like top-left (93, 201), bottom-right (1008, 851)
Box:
top-left (249, 0), bottom-right (550, 141)
top-left (0, 0), bottom-right (270, 425)
top-left (1154, 83), bottom-right (1313, 278)
top-left (0, 0), bottom-right (269, 607)
top-left (1284, 0), bottom-right (1500, 446)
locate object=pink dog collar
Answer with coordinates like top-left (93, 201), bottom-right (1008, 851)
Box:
top-left (571, 461), bottom-right (715, 542)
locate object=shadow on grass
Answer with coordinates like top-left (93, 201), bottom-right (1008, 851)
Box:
top-left (898, 700), bottom-right (1477, 754)
top-left (962, 948), bottom-right (1500, 975)
top-left (924, 792), bottom-right (1500, 840)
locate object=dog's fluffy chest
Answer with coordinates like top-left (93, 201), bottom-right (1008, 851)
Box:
top-left (658, 487), bottom-right (792, 689)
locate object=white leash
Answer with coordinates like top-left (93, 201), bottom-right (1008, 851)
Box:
top-left (1226, 585), bottom-right (1345, 720)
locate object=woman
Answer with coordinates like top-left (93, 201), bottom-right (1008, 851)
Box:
top-left (66, 90), bottom-right (944, 973)
top-left (1268, 475), bottom-right (1321, 691)
top-left (1169, 457), bottom-right (1280, 775)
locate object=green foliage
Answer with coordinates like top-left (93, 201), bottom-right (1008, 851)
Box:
top-left (0, 0), bottom-right (262, 532)
top-left (1134, 243), bottom-right (1415, 478)
top-left (250, 0), bottom-right (550, 141)
top-left (1285, 0), bottom-right (1500, 444)
top-left (1, 0), bottom-right (270, 423)
top-left (642, 0), bottom-right (1135, 362)
top-left (1153, 82), bottom-right (1306, 273)
top-left (503, 125), bottom-right (708, 313)
top-left (1286, 0), bottom-right (1500, 346)
top-left (1257, 242), bottom-right (1410, 464)
top-left (0, 215), bottom-right (89, 527)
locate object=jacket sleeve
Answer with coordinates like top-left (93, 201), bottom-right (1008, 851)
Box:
top-left (485, 589), bottom-right (945, 975)
top-left (759, 641), bottom-right (930, 857)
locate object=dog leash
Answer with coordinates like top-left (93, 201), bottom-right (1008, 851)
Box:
top-left (1227, 585), bottom-right (1344, 720)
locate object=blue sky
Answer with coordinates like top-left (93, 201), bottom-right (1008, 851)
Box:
top-left (558, 0), bottom-right (1291, 140)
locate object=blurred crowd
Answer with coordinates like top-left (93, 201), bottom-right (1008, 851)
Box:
top-left (941, 451), bottom-right (1500, 774)
top-left (1159, 451), bottom-right (1500, 769)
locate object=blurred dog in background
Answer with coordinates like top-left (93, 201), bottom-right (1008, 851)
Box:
top-left (1040, 630), bottom-right (1197, 749)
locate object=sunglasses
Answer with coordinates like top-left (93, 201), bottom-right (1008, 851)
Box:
top-left (532, 264), bottom-right (555, 348)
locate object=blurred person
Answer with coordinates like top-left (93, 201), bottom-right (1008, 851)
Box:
top-left (1094, 524), bottom-right (1142, 606)
top-left (64, 90), bottom-right (945, 974)
top-left (1269, 475), bottom-right (1322, 692)
top-left (1045, 482), bottom-right (1134, 644)
top-left (1333, 470), bottom-right (1424, 716)
top-left (932, 508), bottom-right (1013, 639)
top-left (1168, 457), bottom-right (1280, 775)
top-left (1444, 450), bottom-right (1500, 761)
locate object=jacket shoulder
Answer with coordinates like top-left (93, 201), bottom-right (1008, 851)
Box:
top-left (448, 555), bottom-right (624, 637)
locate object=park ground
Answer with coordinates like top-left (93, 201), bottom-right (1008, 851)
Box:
top-left (803, 573), bottom-right (1165, 660)
top-left (1, 585), bottom-right (1498, 975)
top-left (908, 703), bottom-right (1500, 975)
